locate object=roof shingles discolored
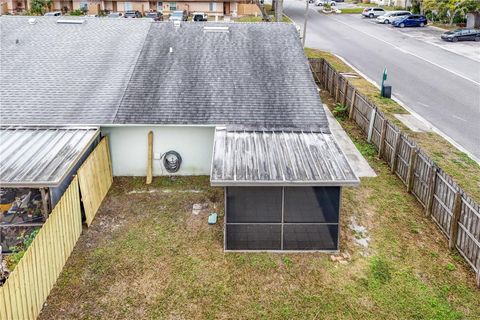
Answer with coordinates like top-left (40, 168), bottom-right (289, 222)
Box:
top-left (113, 22), bottom-right (328, 131)
top-left (0, 18), bottom-right (326, 131)
top-left (0, 16), bottom-right (152, 125)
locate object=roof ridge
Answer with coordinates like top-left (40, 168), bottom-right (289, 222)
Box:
top-left (112, 21), bottom-right (153, 123)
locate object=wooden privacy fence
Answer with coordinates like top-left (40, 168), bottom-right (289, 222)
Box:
top-left (309, 58), bottom-right (480, 287)
top-left (0, 137), bottom-right (113, 319)
top-left (78, 137), bottom-right (113, 226)
top-left (0, 177), bottom-right (82, 320)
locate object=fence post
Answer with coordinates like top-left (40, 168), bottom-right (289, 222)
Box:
top-left (425, 166), bottom-right (438, 217)
top-left (406, 147), bottom-right (417, 193)
top-left (323, 60), bottom-right (328, 89)
top-left (329, 68), bottom-right (334, 95)
top-left (348, 89), bottom-right (356, 119)
top-left (476, 269), bottom-right (480, 288)
top-left (335, 73), bottom-right (341, 103)
top-left (367, 107), bottom-right (376, 142)
top-left (378, 119), bottom-right (387, 159)
top-left (342, 79), bottom-right (348, 106)
top-left (448, 191), bottom-right (462, 250)
top-left (391, 131), bottom-right (401, 173)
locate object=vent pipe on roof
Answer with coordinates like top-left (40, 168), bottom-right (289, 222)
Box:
top-left (28, 18), bottom-right (37, 25)
top-left (173, 20), bottom-right (181, 28)
top-left (203, 26), bottom-right (229, 33)
top-left (169, 47), bottom-right (173, 53)
top-left (56, 19), bottom-right (86, 25)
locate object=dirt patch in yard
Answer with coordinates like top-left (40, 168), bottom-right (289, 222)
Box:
top-left (39, 173), bottom-right (480, 319)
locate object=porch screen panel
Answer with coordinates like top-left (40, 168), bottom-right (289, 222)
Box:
top-left (225, 187), bottom-right (340, 251)
top-left (283, 224), bottom-right (338, 250)
top-left (226, 187), bottom-right (282, 223)
top-left (226, 224), bottom-right (281, 250)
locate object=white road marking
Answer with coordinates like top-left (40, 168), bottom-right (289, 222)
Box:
top-left (326, 15), bottom-right (480, 86)
top-left (333, 54), bottom-right (480, 164)
top-left (417, 102), bottom-right (432, 108)
top-left (452, 115), bottom-right (468, 122)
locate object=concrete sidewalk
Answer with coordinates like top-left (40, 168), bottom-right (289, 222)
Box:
top-left (324, 105), bottom-right (377, 178)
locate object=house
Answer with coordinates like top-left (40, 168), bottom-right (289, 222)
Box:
top-left (1, 0), bottom-right (250, 15)
top-left (70, 0), bottom-right (243, 16)
top-left (1, 17), bottom-right (359, 251)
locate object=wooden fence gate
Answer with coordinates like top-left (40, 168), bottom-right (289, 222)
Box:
top-left (78, 137), bottom-right (113, 226)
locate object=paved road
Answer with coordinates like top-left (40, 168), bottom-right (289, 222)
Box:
top-left (284, 0), bottom-right (480, 161)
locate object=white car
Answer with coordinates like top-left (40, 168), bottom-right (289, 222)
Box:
top-left (376, 10), bottom-right (411, 24)
top-left (362, 7), bottom-right (385, 18)
top-left (314, 0), bottom-right (336, 6)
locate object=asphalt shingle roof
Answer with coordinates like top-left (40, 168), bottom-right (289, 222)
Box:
top-left (0, 18), bottom-right (327, 131)
top-left (0, 16), bottom-right (151, 125)
top-left (115, 23), bottom-right (327, 131)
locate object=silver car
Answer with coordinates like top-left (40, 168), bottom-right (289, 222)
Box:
top-left (362, 7), bottom-right (385, 18)
top-left (376, 11), bottom-right (411, 24)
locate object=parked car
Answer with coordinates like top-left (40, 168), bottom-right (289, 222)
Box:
top-left (392, 14), bottom-right (427, 28)
top-left (145, 11), bottom-right (163, 21)
top-left (44, 11), bottom-right (62, 16)
top-left (314, 0), bottom-right (336, 6)
top-left (124, 10), bottom-right (142, 18)
top-left (441, 28), bottom-right (480, 42)
top-left (376, 11), bottom-right (410, 24)
top-left (192, 12), bottom-right (207, 21)
top-left (362, 7), bottom-right (385, 18)
top-left (169, 10), bottom-right (188, 21)
top-left (107, 12), bottom-right (123, 18)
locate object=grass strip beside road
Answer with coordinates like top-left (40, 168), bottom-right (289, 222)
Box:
top-left (305, 48), bottom-right (480, 203)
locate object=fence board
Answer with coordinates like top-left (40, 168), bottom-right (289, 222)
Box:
top-left (412, 151), bottom-right (433, 207)
top-left (394, 135), bottom-right (413, 184)
top-left (78, 137), bottom-right (113, 226)
top-left (0, 176), bottom-right (82, 319)
top-left (457, 198), bottom-right (480, 273)
top-left (308, 58), bottom-right (480, 286)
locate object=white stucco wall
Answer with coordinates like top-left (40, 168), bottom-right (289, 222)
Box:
top-left (101, 126), bottom-right (215, 176)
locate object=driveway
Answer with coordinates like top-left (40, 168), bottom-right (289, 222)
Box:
top-left (285, 0), bottom-right (480, 161)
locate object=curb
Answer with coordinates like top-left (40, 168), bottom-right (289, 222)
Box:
top-left (332, 53), bottom-right (480, 165)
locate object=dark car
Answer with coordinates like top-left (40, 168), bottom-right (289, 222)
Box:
top-left (124, 10), bottom-right (142, 18)
top-left (441, 28), bottom-right (480, 42)
top-left (392, 14), bottom-right (427, 28)
top-left (192, 12), bottom-right (207, 21)
top-left (145, 11), bottom-right (163, 21)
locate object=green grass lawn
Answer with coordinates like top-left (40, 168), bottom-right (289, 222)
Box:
top-left (39, 172), bottom-right (480, 319)
top-left (305, 48), bottom-right (480, 203)
top-left (338, 8), bottom-right (364, 14)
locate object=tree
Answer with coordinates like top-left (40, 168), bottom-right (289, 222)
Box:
top-left (29, 0), bottom-right (46, 15)
top-left (422, 0), bottom-right (480, 25)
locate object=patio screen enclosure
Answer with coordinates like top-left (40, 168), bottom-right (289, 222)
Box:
top-left (225, 186), bottom-right (340, 251)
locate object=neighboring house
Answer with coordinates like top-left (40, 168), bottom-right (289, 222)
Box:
top-left (1, 17), bottom-right (359, 251)
top-left (371, 0), bottom-right (411, 8)
top-left (2, 0), bottom-right (28, 14)
top-left (69, 0), bottom-right (245, 15)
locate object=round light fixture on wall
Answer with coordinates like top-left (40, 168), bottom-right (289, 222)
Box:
top-left (163, 150), bottom-right (182, 173)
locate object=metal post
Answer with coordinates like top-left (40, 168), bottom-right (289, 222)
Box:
top-left (302, 0), bottom-right (309, 47)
